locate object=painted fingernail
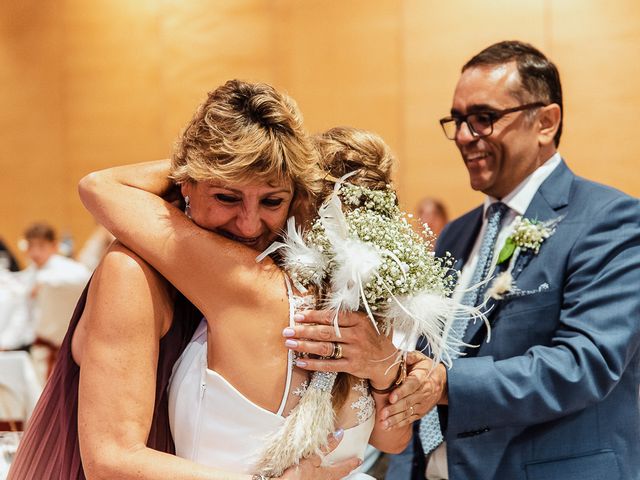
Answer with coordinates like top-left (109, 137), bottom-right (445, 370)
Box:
top-left (282, 327), bottom-right (295, 337)
top-left (284, 339), bottom-right (298, 348)
top-left (294, 359), bottom-right (307, 367)
top-left (333, 428), bottom-right (344, 440)
top-left (294, 313), bottom-right (305, 322)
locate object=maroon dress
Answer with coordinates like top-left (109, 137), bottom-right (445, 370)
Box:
top-left (8, 281), bottom-right (201, 479)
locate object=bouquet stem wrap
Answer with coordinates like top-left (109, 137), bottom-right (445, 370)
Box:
top-left (256, 371), bottom-right (337, 477)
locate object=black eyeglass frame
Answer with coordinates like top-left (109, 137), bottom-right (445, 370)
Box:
top-left (439, 102), bottom-right (548, 140)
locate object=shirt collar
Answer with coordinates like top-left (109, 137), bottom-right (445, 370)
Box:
top-left (483, 152), bottom-right (562, 217)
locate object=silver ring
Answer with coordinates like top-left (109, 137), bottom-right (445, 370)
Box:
top-left (331, 342), bottom-right (343, 360)
top-left (409, 405), bottom-right (415, 417)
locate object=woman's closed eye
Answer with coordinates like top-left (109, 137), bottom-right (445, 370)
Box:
top-left (214, 194), bottom-right (241, 204)
top-left (261, 197), bottom-right (285, 208)
top-left (214, 194), bottom-right (285, 208)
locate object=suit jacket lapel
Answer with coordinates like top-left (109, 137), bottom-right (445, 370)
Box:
top-left (510, 159), bottom-right (573, 284)
top-left (463, 159), bottom-right (574, 350)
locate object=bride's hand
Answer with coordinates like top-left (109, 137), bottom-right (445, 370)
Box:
top-left (283, 310), bottom-right (398, 388)
top-left (277, 430), bottom-right (362, 480)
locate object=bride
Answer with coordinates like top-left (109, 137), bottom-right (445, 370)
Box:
top-left (79, 126), bottom-right (425, 477)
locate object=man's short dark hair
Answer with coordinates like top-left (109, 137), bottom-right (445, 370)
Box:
top-left (463, 40), bottom-right (563, 147)
top-left (24, 222), bottom-right (56, 243)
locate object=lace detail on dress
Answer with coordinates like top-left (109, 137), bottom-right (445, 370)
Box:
top-left (292, 380), bottom-right (308, 397)
top-left (291, 294), bottom-right (316, 311)
top-left (350, 379), bottom-right (375, 425)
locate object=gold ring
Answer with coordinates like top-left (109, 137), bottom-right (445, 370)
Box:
top-left (331, 342), bottom-right (343, 360)
top-left (409, 405), bottom-right (414, 417)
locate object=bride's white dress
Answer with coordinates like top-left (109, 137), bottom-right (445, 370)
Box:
top-left (168, 286), bottom-right (376, 479)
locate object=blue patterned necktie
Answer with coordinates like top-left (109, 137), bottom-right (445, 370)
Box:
top-left (419, 201), bottom-right (509, 455)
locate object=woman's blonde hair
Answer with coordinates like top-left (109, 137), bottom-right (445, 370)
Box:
top-left (170, 80), bottom-right (322, 212)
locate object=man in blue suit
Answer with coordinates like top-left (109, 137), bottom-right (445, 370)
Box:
top-left (400, 40), bottom-right (640, 479)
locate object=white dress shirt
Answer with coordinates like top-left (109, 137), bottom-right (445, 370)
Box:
top-left (426, 152), bottom-right (562, 480)
top-left (0, 254), bottom-right (90, 349)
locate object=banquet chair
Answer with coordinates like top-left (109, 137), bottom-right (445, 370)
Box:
top-left (32, 281), bottom-right (85, 382)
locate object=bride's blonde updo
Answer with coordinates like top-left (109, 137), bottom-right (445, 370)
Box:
top-left (170, 79), bottom-right (323, 215)
top-left (315, 126), bottom-right (395, 205)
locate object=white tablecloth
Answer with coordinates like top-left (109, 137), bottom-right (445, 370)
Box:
top-left (0, 431), bottom-right (22, 479)
top-left (0, 272), bottom-right (31, 350)
top-left (0, 351), bottom-right (42, 421)
top-left (0, 351), bottom-right (42, 479)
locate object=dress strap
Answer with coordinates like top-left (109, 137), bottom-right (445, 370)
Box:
top-left (276, 275), bottom-right (296, 416)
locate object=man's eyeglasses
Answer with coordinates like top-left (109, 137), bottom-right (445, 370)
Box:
top-left (439, 102), bottom-right (547, 140)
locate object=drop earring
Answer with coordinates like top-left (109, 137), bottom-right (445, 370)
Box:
top-left (185, 195), bottom-right (192, 219)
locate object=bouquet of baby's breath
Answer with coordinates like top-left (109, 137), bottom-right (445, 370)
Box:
top-left (255, 175), bottom-right (484, 477)
top-left (299, 183), bottom-right (457, 333)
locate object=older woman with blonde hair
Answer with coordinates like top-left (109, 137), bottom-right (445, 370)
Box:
top-left (9, 80), bottom-right (362, 480)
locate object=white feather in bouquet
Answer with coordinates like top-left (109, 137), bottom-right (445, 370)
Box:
top-left (256, 216), bottom-right (327, 292)
top-left (382, 291), bottom-right (488, 367)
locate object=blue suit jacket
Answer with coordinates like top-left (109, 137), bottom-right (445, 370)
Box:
top-left (411, 160), bottom-right (640, 480)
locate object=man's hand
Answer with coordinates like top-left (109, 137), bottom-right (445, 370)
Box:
top-left (278, 429), bottom-right (362, 479)
top-left (282, 310), bottom-right (399, 387)
top-left (379, 351), bottom-right (448, 429)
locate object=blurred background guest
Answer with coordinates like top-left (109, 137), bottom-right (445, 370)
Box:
top-left (415, 197), bottom-right (448, 237)
top-left (13, 223), bottom-right (90, 382)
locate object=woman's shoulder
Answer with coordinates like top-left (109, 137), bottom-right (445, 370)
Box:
top-left (100, 242), bottom-right (170, 290)
top-left (72, 242), bottom-right (175, 363)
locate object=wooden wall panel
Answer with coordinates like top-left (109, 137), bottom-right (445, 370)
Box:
top-left (0, 0), bottom-right (66, 266)
top-left (159, 0), bottom-right (278, 139)
top-left (272, 1), bottom-right (403, 161)
top-left (62, 0), bottom-right (166, 248)
top-left (1, 1), bottom-right (638, 265)
top-left (551, 0), bottom-right (640, 197)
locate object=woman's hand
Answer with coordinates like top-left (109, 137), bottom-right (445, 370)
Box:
top-left (277, 430), bottom-right (362, 479)
top-left (283, 310), bottom-right (399, 389)
top-left (379, 351), bottom-right (448, 429)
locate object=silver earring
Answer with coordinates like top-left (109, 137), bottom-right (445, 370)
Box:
top-left (184, 195), bottom-right (192, 219)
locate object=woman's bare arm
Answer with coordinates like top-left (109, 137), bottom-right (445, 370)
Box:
top-left (75, 244), bottom-right (249, 480)
top-left (78, 160), bottom-right (278, 319)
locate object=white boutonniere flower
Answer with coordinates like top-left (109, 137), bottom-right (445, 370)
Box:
top-left (487, 216), bottom-right (562, 300)
top-left (496, 216), bottom-right (554, 266)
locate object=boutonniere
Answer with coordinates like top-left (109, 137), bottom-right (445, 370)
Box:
top-left (496, 216), bottom-right (557, 265)
top-left (487, 215), bottom-right (562, 300)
